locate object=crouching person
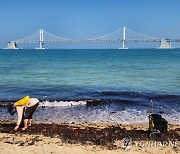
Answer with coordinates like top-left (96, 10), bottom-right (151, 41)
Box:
top-left (8, 96), bottom-right (39, 131)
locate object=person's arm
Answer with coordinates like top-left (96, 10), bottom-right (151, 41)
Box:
top-left (14, 106), bottom-right (24, 131)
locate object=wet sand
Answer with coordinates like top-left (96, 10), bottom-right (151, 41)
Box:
top-left (0, 120), bottom-right (179, 154)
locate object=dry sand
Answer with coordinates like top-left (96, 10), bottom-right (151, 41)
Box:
top-left (0, 121), bottom-right (179, 154)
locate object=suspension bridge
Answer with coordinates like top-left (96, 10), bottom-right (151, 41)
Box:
top-left (0, 26), bottom-right (180, 49)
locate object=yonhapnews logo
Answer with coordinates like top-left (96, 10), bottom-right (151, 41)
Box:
top-left (120, 137), bottom-right (179, 150)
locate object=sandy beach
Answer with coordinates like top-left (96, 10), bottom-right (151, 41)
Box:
top-left (0, 120), bottom-right (179, 154)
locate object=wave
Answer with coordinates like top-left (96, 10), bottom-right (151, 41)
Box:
top-left (40, 100), bottom-right (87, 107)
top-left (0, 100), bottom-right (87, 107)
top-left (86, 99), bottom-right (139, 106)
top-left (0, 90), bottom-right (179, 108)
top-left (0, 98), bottom-right (179, 124)
top-left (96, 91), bottom-right (180, 99)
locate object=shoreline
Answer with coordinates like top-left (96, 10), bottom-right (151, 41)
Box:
top-left (0, 120), bottom-right (179, 153)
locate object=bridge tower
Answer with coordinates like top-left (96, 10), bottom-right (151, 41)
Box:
top-left (36, 29), bottom-right (46, 49)
top-left (119, 26), bottom-right (128, 49)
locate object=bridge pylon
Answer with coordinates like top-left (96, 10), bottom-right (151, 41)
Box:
top-left (36, 29), bottom-right (46, 50)
top-left (118, 26), bottom-right (128, 49)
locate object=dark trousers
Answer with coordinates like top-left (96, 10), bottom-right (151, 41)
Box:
top-left (19, 102), bottom-right (39, 127)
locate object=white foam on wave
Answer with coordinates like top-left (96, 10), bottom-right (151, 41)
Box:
top-left (39, 100), bottom-right (87, 107)
top-left (34, 107), bottom-right (180, 124)
top-left (85, 108), bottom-right (149, 124)
top-left (161, 109), bottom-right (180, 124)
top-left (0, 104), bottom-right (179, 124)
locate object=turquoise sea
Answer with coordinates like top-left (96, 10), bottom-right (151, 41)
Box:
top-left (0, 49), bottom-right (179, 124)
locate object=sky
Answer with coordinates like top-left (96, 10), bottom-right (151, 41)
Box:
top-left (0, 0), bottom-right (180, 48)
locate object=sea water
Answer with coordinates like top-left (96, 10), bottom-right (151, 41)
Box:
top-left (0, 49), bottom-right (179, 124)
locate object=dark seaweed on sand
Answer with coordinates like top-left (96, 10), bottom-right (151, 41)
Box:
top-left (0, 121), bottom-right (179, 149)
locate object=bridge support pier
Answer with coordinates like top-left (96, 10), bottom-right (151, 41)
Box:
top-left (5, 41), bottom-right (19, 49)
top-left (158, 39), bottom-right (174, 49)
